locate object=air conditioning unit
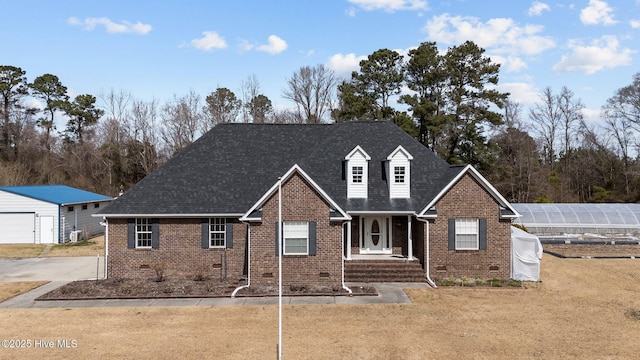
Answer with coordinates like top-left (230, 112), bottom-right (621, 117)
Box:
top-left (70, 230), bottom-right (83, 242)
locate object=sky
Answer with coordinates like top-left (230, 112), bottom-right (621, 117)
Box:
top-left (2, 0), bottom-right (639, 126)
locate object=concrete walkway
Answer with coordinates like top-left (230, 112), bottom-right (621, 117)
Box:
top-left (0, 282), bottom-right (430, 309)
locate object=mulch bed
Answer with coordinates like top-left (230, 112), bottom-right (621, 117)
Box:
top-left (543, 244), bottom-right (640, 258)
top-left (36, 278), bottom-right (377, 301)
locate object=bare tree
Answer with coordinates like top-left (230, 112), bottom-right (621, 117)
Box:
top-left (557, 86), bottom-right (583, 159)
top-left (239, 74), bottom-right (261, 123)
top-left (130, 98), bottom-right (163, 176)
top-left (160, 90), bottom-right (203, 155)
top-left (99, 89), bottom-right (133, 146)
top-left (529, 87), bottom-right (561, 168)
top-left (602, 73), bottom-right (640, 196)
top-left (282, 64), bottom-right (338, 124)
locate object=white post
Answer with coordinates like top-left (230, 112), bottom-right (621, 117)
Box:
top-left (278, 177), bottom-right (283, 360)
top-left (346, 220), bottom-right (352, 260)
top-left (407, 215), bottom-right (413, 260)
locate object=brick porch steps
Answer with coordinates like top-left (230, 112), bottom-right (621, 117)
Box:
top-left (345, 260), bottom-right (426, 282)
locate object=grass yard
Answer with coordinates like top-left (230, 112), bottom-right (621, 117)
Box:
top-left (0, 236), bottom-right (104, 258)
top-left (0, 282), bottom-right (48, 303)
top-left (1, 255), bottom-right (639, 359)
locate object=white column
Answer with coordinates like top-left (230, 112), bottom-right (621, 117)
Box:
top-left (407, 215), bottom-right (413, 260)
top-left (346, 220), bottom-right (352, 260)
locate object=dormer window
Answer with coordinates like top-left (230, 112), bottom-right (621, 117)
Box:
top-left (352, 166), bottom-right (363, 183)
top-left (387, 146), bottom-right (413, 198)
top-left (345, 146), bottom-right (371, 198)
top-left (394, 166), bottom-right (405, 183)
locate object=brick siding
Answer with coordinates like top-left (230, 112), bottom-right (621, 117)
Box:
top-left (107, 218), bottom-right (246, 281)
top-left (428, 173), bottom-right (512, 280)
top-left (249, 173), bottom-right (343, 288)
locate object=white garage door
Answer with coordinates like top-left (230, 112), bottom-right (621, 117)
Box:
top-left (0, 213), bottom-right (35, 244)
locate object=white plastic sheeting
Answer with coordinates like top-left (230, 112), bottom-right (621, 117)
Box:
top-left (511, 226), bottom-right (543, 281)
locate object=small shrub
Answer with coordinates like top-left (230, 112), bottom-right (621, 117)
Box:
top-left (152, 262), bottom-right (165, 282)
top-left (625, 308), bottom-right (640, 320)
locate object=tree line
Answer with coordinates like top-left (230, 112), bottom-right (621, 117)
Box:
top-left (1, 40), bottom-right (639, 203)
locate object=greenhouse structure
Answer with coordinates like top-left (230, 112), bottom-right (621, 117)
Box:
top-left (512, 203), bottom-right (640, 241)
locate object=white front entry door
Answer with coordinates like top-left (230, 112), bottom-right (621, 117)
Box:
top-left (39, 216), bottom-right (55, 244)
top-left (363, 217), bottom-right (389, 254)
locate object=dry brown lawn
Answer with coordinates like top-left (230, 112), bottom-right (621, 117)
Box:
top-left (1, 255), bottom-right (639, 359)
top-left (0, 236), bottom-right (104, 258)
top-left (0, 282), bottom-right (48, 303)
top-left (0, 244), bottom-right (45, 258)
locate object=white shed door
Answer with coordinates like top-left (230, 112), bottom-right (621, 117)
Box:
top-left (0, 213), bottom-right (35, 244)
top-left (39, 216), bottom-right (55, 244)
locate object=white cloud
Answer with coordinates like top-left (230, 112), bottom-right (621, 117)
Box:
top-left (190, 31), bottom-right (227, 51)
top-left (495, 82), bottom-right (539, 105)
top-left (528, 1), bottom-right (550, 17)
top-left (423, 14), bottom-right (556, 57)
top-left (345, 7), bottom-right (357, 17)
top-left (327, 53), bottom-right (367, 75)
top-left (490, 55), bottom-right (528, 72)
top-left (631, 20), bottom-right (640, 28)
top-left (347, 0), bottom-right (428, 12)
top-left (580, 0), bottom-right (617, 26)
top-left (581, 108), bottom-right (602, 124)
top-left (67, 17), bottom-right (152, 34)
top-left (256, 35), bottom-right (288, 55)
top-left (553, 35), bottom-right (634, 74)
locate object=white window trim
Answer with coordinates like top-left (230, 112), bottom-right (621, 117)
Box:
top-left (209, 218), bottom-right (226, 248)
top-left (394, 166), bottom-right (405, 183)
top-left (136, 218), bottom-right (152, 249)
top-left (283, 221), bottom-right (309, 255)
top-left (455, 218), bottom-right (479, 250)
top-left (352, 166), bottom-right (363, 183)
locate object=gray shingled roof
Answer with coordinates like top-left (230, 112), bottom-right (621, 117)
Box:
top-left (98, 121), bottom-right (462, 216)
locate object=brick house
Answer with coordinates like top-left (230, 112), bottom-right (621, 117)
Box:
top-left (96, 121), bottom-right (520, 289)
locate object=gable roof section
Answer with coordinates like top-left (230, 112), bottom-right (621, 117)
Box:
top-left (240, 164), bottom-right (350, 222)
top-left (344, 145), bottom-right (371, 161)
top-left (417, 165), bottom-right (520, 219)
top-left (98, 121), bottom-right (453, 216)
top-left (0, 185), bottom-right (112, 205)
top-left (386, 145), bottom-right (414, 160)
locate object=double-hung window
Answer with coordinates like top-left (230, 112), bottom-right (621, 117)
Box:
top-left (394, 166), bottom-right (405, 183)
top-left (209, 218), bottom-right (226, 248)
top-left (283, 221), bottom-right (309, 255)
top-left (455, 218), bottom-right (479, 250)
top-left (136, 218), bottom-right (153, 248)
top-left (352, 166), bottom-right (363, 183)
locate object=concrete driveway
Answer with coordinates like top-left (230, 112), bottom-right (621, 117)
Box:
top-left (0, 256), bottom-right (104, 282)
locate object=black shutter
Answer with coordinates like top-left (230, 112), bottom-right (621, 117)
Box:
top-left (447, 218), bottom-right (455, 250)
top-left (275, 222), bottom-right (280, 256)
top-left (201, 218), bottom-right (209, 249)
top-left (151, 218), bottom-right (160, 249)
top-left (308, 221), bottom-right (317, 256)
top-left (127, 218), bottom-right (135, 249)
top-left (225, 219), bottom-right (234, 248)
top-left (479, 218), bottom-right (487, 250)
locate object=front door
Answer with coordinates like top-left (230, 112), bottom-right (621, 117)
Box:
top-left (363, 217), bottom-right (388, 254)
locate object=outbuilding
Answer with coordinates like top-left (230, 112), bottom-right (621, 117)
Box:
top-left (0, 185), bottom-right (113, 244)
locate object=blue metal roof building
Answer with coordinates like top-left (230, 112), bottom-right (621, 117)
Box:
top-left (0, 185), bottom-right (112, 205)
top-left (0, 185), bottom-right (113, 244)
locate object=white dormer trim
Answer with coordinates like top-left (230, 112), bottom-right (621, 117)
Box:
top-left (386, 145), bottom-right (414, 162)
top-left (387, 145), bottom-right (412, 199)
top-left (345, 146), bottom-right (370, 199)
